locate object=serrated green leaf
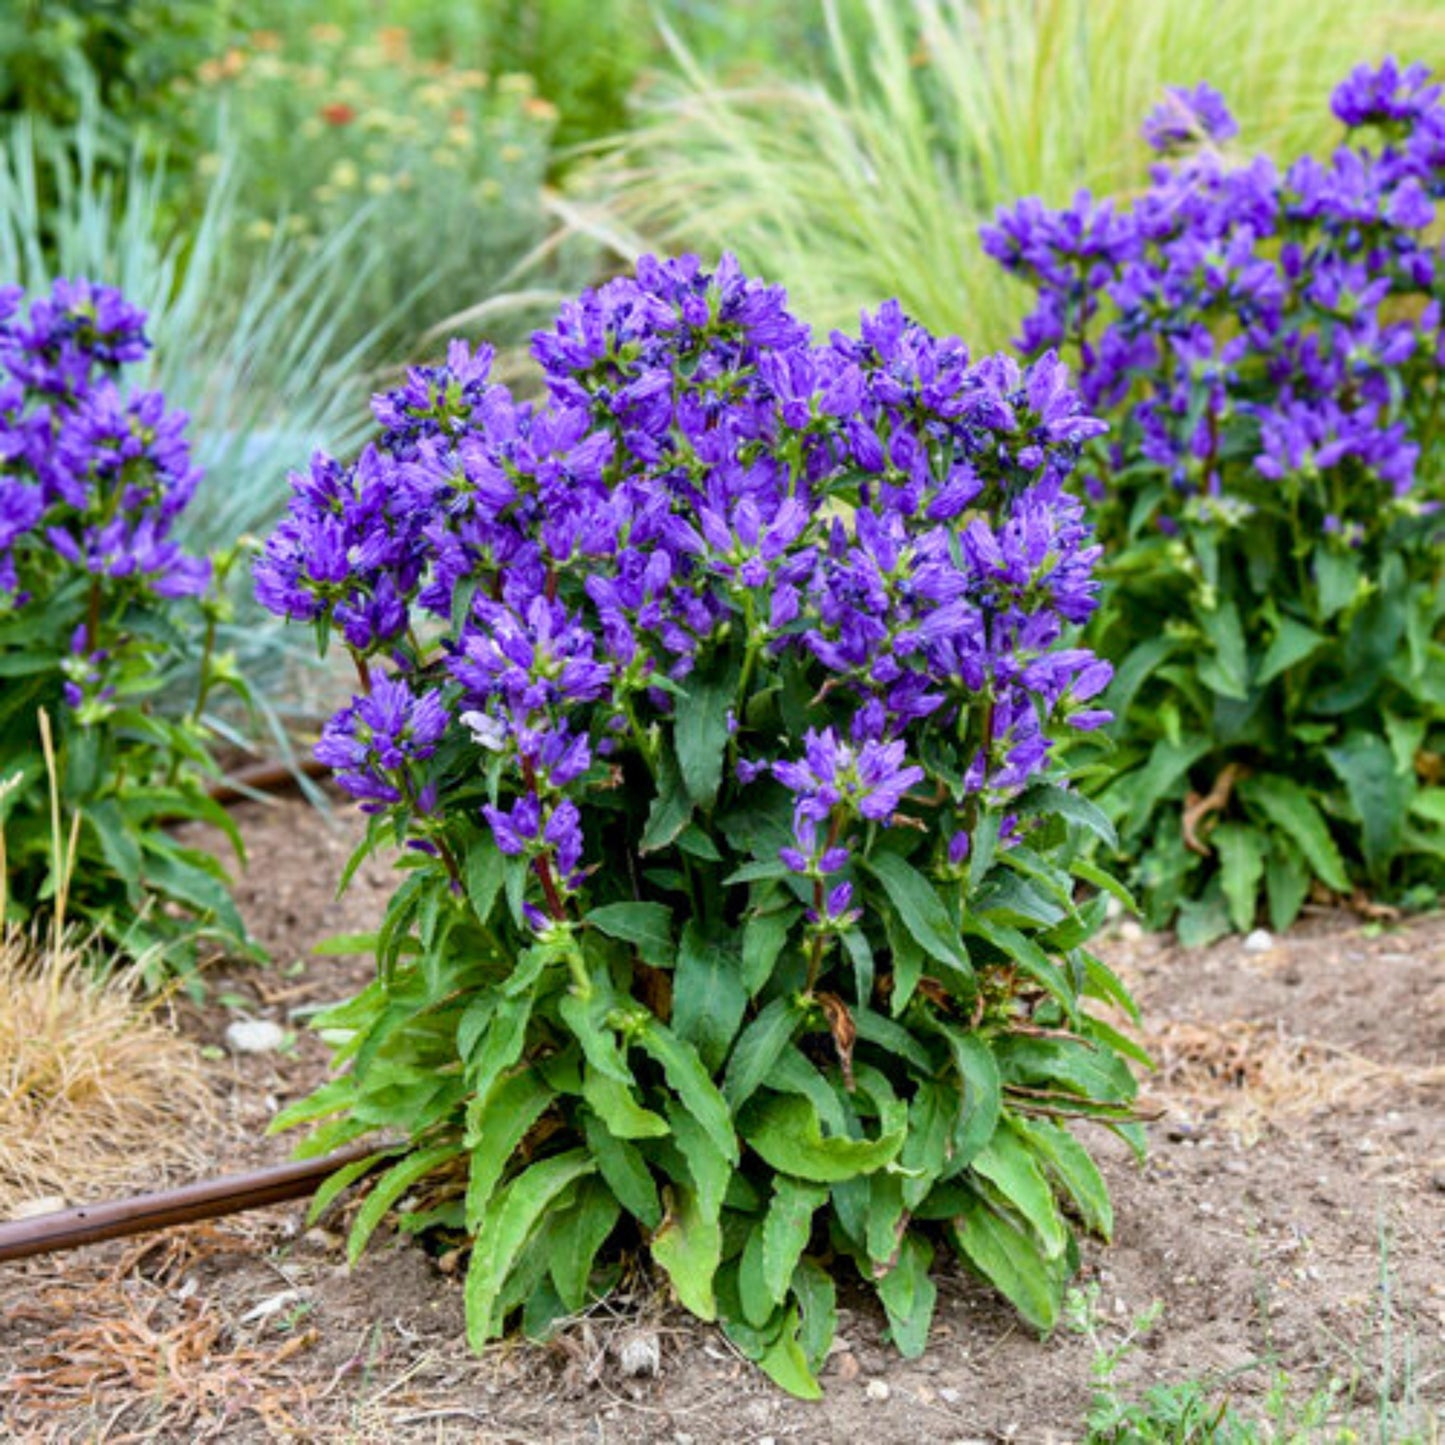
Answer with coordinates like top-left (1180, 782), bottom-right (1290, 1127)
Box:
top-left (549, 1177), bottom-right (621, 1312)
top-left (1265, 841), bottom-right (1310, 932)
top-left (674, 653), bottom-right (738, 809)
top-left (761, 1177), bottom-right (827, 1306)
top-left (740, 1091), bottom-right (904, 1183)
top-left (723, 995), bottom-right (804, 1109)
top-left (665, 1097), bottom-right (731, 1224)
top-left (948, 1192), bottom-right (1064, 1333)
top-left (465, 1069), bottom-right (556, 1229)
top-left (585, 901), bottom-right (676, 967)
top-left (459, 990), bottom-right (531, 1100)
top-left (994, 1035), bottom-right (1137, 1108)
top-left (305, 1148), bottom-right (395, 1227)
top-left (1008, 1117), bottom-right (1112, 1240)
top-left (932, 1023), bottom-right (1002, 1170)
top-left (971, 1128), bottom-right (1067, 1258)
top-left (737, 1224), bottom-right (774, 1328)
top-left (747, 1303), bottom-right (823, 1399)
top-left (672, 922), bottom-right (748, 1073)
top-left (348, 1143), bottom-right (465, 1265)
top-left (1212, 821), bottom-right (1266, 933)
top-left (1257, 616), bottom-right (1325, 686)
top-left (464, 832), bottom-right (506, 925)
top-left (875, 1233), bottom-right (936, 1359)
top-left (582, 1109), bottom-right (661, 1229)
top-left (864, 852), bottom-right (971, 975)
top-left (465, 1150), bottom-right (595, 1347)
top-left (580, 1066), bottom-right (669, 1139)
top-left (635, 1017), bottom-right (738, 1163)
top-left (1239, 773), bottom-right (1349, 893)
top-left (639, 745), bottom-right (692, 854)
top-left (741, 905), bottom-right (799, 995)
top-left (650, 1183), bottom-right (721, 1320)
top-left (1326, 732), bottom-right (1411, 880)
top-left (1017, 782), bottom-right (1118, 851)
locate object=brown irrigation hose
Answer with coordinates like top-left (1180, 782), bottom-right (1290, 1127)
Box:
top-left (206, 755), bottom-right (330, 806)
top-left (0, 1141), bottom-right (389, 1264)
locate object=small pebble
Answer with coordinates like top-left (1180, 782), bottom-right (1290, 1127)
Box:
top-left (615, 1330), bottom-right (662, 1377)
top-left (224, 1018), bottom-right (287, 1054)
top-left (1243, 928), bottom-right (1274, 953)
top-left (937, 1387), bottom-right (963, 1406)
top-left (1119, 919), bottom-right (1144, 943)
top-left (865, 1380), bottom-right (891, 1402)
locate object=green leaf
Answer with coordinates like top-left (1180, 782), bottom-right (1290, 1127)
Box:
top-left (1314, 548), bottom-right (1361, 620)
top-left (994, 1035), bottom-right (1137, 1109)
top-left (1196, 600), bottom-right (1250, 700)
top-left (1325, 732), bottom-right (1411, 880)
top-left (1107, 736), bottom-right (1211, 836)
top-left (1257, 616), bottom-right (1326, 686)
top-left (1104, 634), bottom-right (1180, 732)
top-left (585, 901), bottom-right (675, 967)
top-left (348, 1143), bottom-right (465, 1265)
top-left (559, 988), bottom-right (633, 1084)
top-left (761, 1177), bottom-right (827, 1306)
top-left (932, 1023), bottom-right (1002, 1170)
top-left (84, 797), bottom-right (143, 889)
top-left (305, 1148), bottom-right (396, 1227)
top-left (582, 1110), bottom-right (661, 1229)
top-left (650, 1184), bottom-right (721, 1320)
top-left (580, 1067), bottom-right (669, 1140)
top-left (750, 1304), bottom-right (823, 1399)
top-left (549, 1177), bottom-right (621, 1312)
top-left (1017, 782), bottom-right (1118, 851)
top-left (674, 652), bottom-right (738, 809)
top-left (964, 914), bottom-right (1076, 1019)
top-left (465, 1150), bottom-right (596, 1347)
top-left (464, 1069), bottom-right (557, 1230)
top-left (464, 833), bottom-right (506, 926)
top-left (740, 1092), bottom-right (904, 1183)
top-left (1008, 1117), bottom-right (1112, 1240)
top-left (792, 1257), bottom-right (837, 1375)
top-left (875, 1234), bottom-right (936, 1359)
top-left (1212, 821), bottom-right (1266, 933)
top-left (723, 995), bottom-right (805, 1109)
top-left (666, 1098), bottom-right (732, 1224)
top-left (863, 851), bottom-right (971, 975)
top-left (741, 906), bottom-right (799, 995)
top-left (634, 1017), bottom-right (738, 1163)
top-left (970, 1128), bottom-right (1067, 1258)
top-left (1263, 836), bottom-right (1308, 931)
top-left (459, 990), bottom-right (532, 1100)
top-left (639, 744), bottom-right (692, 854)
top-left (1239, 773), bottom-right (1349, 893)
top-left (948, 1191), bottom-right (1064, 1333)
top-left (672, 922), bottom-right (749, 1073)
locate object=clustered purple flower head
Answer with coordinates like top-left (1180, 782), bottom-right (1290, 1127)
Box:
top-left (0, 279), bottom-right (211, 637)
top-left (982, 60), bottom-right (1445, 534)
top-left (258, 253), bottom-right (1111, 931)
top-left (1142, 83), bottom-right (1240, 154)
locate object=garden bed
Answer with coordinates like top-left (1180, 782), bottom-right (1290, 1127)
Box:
top-left (0, 791), bottom-right (1439, 1442)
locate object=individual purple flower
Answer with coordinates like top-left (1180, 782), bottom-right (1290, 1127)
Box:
top-left (1142, 83), bottom-right (1239, 153)
top-left (315, 673), bottom-right (450, 809)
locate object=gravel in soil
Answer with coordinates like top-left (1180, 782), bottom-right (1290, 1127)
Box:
top-left (1, 794), bottom-right (1441, 1443)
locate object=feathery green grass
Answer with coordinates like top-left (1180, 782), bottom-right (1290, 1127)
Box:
top-left (581, 0), bottom-right (1445, 350)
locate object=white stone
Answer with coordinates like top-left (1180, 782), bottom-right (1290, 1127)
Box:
top-left (1119, 919), bottom-right (1144, 943)
top-left (1243, 928), bottom-right (1275, 953)
top-left (615, 1330), bottom-right (662, 1377)
top-left (224, 1018), bottom-right (288, 1054)
top-left (865, 1380), bottom-right (891, 1402)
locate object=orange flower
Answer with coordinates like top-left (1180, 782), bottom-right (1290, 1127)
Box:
top-left (320, 102), bottom-right (357, 126)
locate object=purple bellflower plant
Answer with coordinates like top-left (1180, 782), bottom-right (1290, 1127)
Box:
top-left (0, 278), bottom-right (253, 977)
top-left (984, 60), bottom-right (1445, 940)
top-left (260, 254), bottom-right (1143, 1393)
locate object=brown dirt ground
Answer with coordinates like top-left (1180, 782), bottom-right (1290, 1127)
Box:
top-left (1, 793), bottom-right (1442, 1443)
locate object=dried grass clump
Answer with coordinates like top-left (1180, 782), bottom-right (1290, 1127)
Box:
top-left (0, 928), bottom-right (217, 1218)
top-left (1148, 1018), bottom-right (1445, 1145)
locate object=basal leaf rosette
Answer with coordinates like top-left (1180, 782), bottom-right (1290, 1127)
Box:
top-left (259, 254), bottom-right (1145, 1394)
top-left (985, 61), bottom-right (1445, 941)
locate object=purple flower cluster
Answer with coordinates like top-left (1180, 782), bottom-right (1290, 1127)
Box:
top-left (982, 60), bottom-right (1445, 531)
top-left (257, 255), bottom-right (1110, 930)
top-left (0, 280), bottom-right (210, 626)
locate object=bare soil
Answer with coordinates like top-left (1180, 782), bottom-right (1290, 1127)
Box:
top-left (1, 793), bottom-right (1441, 1443)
